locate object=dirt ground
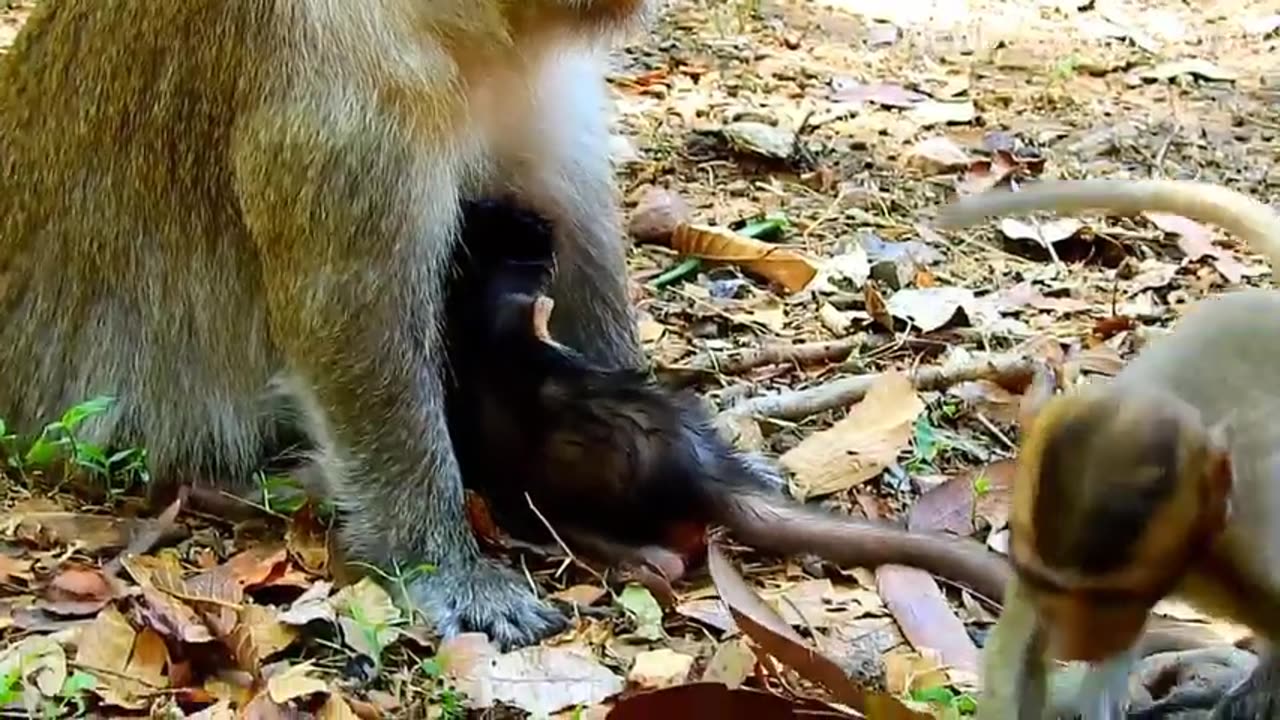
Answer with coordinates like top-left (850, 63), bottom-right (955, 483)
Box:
top-left (2, 0), bottom-right (1279, 718)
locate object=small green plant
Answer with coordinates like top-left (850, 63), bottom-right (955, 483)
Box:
top-left (420, 656), bottom-right (467, 720)
top-left (1051, 54), bottom-right (1081, 82)
top-left (910, 685), bottom-right (978, 716)
top-left (15, 397), bottom-right (151, 496)
top-left (0, 665), bottom-right (19, 705)
top-left (908, 414), bottom-right (941, 473)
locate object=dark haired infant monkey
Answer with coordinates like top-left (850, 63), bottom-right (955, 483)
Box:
top-left (443, 199), bottom-right (1010, 600)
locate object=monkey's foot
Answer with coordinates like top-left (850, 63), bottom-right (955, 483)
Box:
top-left (409, 560), bottom-right (568, 650)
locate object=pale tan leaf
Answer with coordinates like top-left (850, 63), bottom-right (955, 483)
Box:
top-left (318, 695), bottom-right (362, 720)
top-left (627, 648), bottom-right (694, 690)
top-left (701, 638), bottom-right (756, 688)
top-left (0, 634), bottom-right (66, 698)
top-left (781, 372), bottom-right (924, 499)
top-left (230, 604), bottom-right (300, 672)
top-left (669, 223), bottom-right (819, 293)
top-left (266, 662), bottom-right (328, 704)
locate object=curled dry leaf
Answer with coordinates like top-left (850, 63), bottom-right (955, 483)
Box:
top-left (781, 371), bottom-right (924, 500)
top-left (669, 223), bottom-right (819, 293)
top-left (42, 565), bottom-right (115, 616)
top-left (706, 545), bottom-right (931, 719)
top-left (1148, 210), bottom-right (1259, 284)
top-left (610, 682), bottom-right (856, 720)
top-left (999, 217), bottom-right (1084, 248)
top-left (285, 504), bottom-right (330, 576)
top-left (278, 580), bottom-right (336, 627)
top-left (718, 120), bottom-right (796, 161)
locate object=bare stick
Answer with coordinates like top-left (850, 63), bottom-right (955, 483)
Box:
top-left (718, 353), bottom-right (1042, 425)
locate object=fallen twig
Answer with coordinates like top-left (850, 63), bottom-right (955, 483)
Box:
top-left (685, 335), bottom-right (953, 376)
top-left (717, 353), bottom-right (1044, 426)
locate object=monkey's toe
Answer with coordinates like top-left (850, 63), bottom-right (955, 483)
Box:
top-left (410, 560), bottom-right (568, 650)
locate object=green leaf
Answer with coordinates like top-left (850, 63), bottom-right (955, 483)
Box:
top-left (910, 686), bottom-right (957, 706)
top-left (420, 657), bottom-right (443, 679)
top-left (60, 670), bottom-right (96, 697)
top-left (736, 212), bottom-right (791, 240)
top-left (59, 396), bottom-right (114, 431)
top-left (24, 433), bottom-right (66, 467)
top-left (0, 417), bottom-right (7, 437)
top-left (650, 257), bottom-right (702, 289)
top-left (617, 584), bottom-right (665, 641)
top-left (0, 666), bottom-right (19, 705)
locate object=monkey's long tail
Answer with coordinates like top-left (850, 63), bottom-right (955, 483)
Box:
top-left (936, 179), bottom-right (1280, 276)
top-left (718, 492), bottom-right (1011, 603)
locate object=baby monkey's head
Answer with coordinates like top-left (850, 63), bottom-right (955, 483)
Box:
top-left (1009, 385), bottom-right (1232, 662)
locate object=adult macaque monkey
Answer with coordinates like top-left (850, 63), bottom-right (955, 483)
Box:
top-left (0, 1), bottom-right (651, 648)
top-left (937, 179), bottom-right (1280, 718)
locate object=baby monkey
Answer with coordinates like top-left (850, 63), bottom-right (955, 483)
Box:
top-left (444, 198), bottom-right (1013, 600)
top-left (939, 179), bottom-right (1280, 719)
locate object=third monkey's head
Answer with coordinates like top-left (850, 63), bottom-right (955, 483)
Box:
top-left (1008, 386), bottom-right (1233, 662)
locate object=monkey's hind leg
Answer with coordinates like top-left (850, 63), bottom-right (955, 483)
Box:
top-left (234, 107), bottom-right (565, 650)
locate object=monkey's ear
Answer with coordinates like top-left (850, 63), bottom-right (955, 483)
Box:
top-left (1018, 361), bottom-right (1060, 431)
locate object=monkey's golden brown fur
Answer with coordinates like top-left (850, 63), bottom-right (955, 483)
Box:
top-left (0, 0), bottom-right (651, 649)
top-left (941, 179), bottom-right (1280, 718)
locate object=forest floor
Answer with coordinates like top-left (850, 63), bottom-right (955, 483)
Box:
top-left (2, 0), bottom-right (1280, 718)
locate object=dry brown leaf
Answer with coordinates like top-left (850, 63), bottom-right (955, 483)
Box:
top-left (706, 545), bottom-right (930, 719)
top-left (0, 553), bottom-right (33, 584)
top-left (627, 648), bottom-right (694, 690)
top-left (902, 136), bottom-right (971, 173)
top-left (0, 634), bottom-right (67, 699)
top-left (876, 566), bottom-right (980, 686)
top-left (319, 695), bottom-right (363, 720)
top-left (444, 638), bottom-right (624, 715)
top-left (1149, 211), bottom-right (1257, 284)
top-left (1138, 58), bottom-right (1238, 82)
top-left (133, 586), bottom-right (215, 644)
top-left (9, 511), bottom-right (142, 552)
top-left (669, 223), bottom-right (818, 293)
top-left (908, 99), bottom-right (976, 126)
top-left (781, 372), bottom-right (924, 500)
top-left (549, 584), bottom-right (607, 608)
top-left (266, 661), bottom-right (328, 704)
top-left (999, 217), bottom-right (1084, 248)
top-left (278, 580), bottom-right (336, 627)
top-left (883, 648), bottom-right (950, 695)
top-left (187, 700), bottom-right (235, 720)
top-left (75, 607), bottom-right (169, 709)
top-left (230, 603), bottom-right (300, 672)
top-left (907, 475), bottom-right (977, 536)
top-left (286, 506), bottom-right (330, 576)
top-left (885, 286), bottom-right (977, 332)
top-left (609, 682), bottom-right (854, 719)
top-left (333, 577), bottom-right (402, 659)
top-left (701, 637), bottom-right (756, 688)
